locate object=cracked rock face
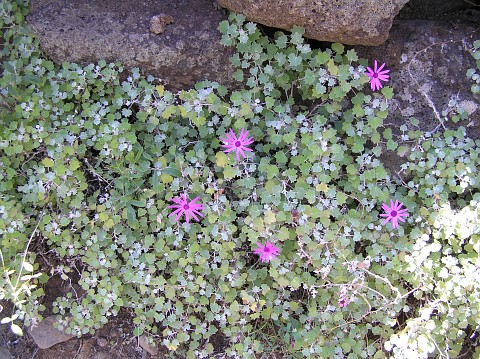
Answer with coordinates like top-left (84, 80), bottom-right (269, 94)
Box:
top-left (27, 0), bottom-right (236, 90)
top-left (355, 19), bottom-right (480, 172)
top-left (217, 0), bottom-right (410, 45)
top-left (356, 20), bottom-right (479, 136)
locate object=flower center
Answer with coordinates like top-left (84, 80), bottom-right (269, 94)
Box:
top-left (390, 210), bottom-right (397, 217)
top-left (235, 141), bottom-right (241, 147)
top-left (183, 204), bottom-right (190, 210)
top-left (264, 247), bottom-right (270, 253)
top-left (373, 73), bottom-right (378, 78)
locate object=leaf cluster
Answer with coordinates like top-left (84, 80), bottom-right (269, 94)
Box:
top-left (0, 4), bottom-right (479, 359)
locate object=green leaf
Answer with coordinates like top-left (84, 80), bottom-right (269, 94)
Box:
top-left (192, 115), bottom-right (206, 127)
top-left (315, 83), bottom-right (326, 95)
top-left (381, 86), bottom-right (394, 99)
top-left (275, 34), bottom-right (288, 49)
top-left (304, 69), bottom-right (316, 85)
top-left (387, 139), bottom-right (398, 151)
top-left (1, 317), bottom-right (12, 324)
top-left (233, 70), bottom-right (244, 82)
top-left (22, 262), bottom-right (33, 272)
top-left (345, 49), bottom-right (358, 62)
top-left (290, 27), bottom-right (305, 44)
top-left (274, 151), bottom-right (288, 165)
top-left (130, 200), bottom-right (146, 207)
top-left (331, 43), bottom-right (345, 55)
top-left (288, 53), bottom-right (302, 68)
top-left (161, 167), bottom-right (181, 177)
top-left (352, 105), bottom-right (364, 117)
top-left (264, 211), bottom-right (276, 225)
top-left (283, 132), bottom-right (296, 144)
top-left (11, 323), bottom-right (23, 336)
top-left (41, 157), bottom-right (54, 167)
top-left (275, 52), bottom-right (286, 66)
top-left (216, 152), bottom-right (229, 168)
top-left (315, 51), bottom-right (330, 65)
top-left (336, 192), bottom-right (347, 205)
top-left (133, 327), bottom-right (144, 336)
top-left (223, 166), bottom-right (236, 179)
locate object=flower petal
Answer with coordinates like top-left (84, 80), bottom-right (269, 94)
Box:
top-left (223, 147), bottom-right (236, 153)
top-left (382, 203), bottom-right (391, 211)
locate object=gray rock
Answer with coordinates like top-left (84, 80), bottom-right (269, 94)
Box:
top-left (217, 0), bottom-right (410, 46)
top-left (357, 20), bottom-right (479, 130)
top-left (139, 334), bottom-right (158, 356)
top-left (355, 20), bottom-right (480, 169)
top-left (27, 0), bottom-right (236, 90)
top-left (0, 347), bottom-right (13, 359)
top-left (92, 352), bottom-right (111, 359)
top-left (397, 0), bottom-right (480, 23)
top-left (28, 316), bottom-right (75, 349)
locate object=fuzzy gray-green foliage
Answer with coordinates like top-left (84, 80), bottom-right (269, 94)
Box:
top-left (1, 2), bottom-right (480, 358)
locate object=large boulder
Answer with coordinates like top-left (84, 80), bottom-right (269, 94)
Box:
top-left (27, 0), bottom-right (236, 90)
top-left (217, 0), bottom-right (410, 46)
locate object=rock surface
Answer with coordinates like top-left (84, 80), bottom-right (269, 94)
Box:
top-left (217, 0), bottom-right (410, 45)
top-left (0, 347), bottom-right (13, 359)
top-left (398, 0), bottom-right (480, 23)
top-left (357, 20), bottom-right (479, 132)
top-left (27, 0), bottom-right (235, 90)
top-left (28, 316), bottom-right (76, 349)
top-left (355, 19), bottom-right (480, 169)
top-left (139, 335), bottom-right (158, 356)
top-left (76, 338), bottom-right (94, 359)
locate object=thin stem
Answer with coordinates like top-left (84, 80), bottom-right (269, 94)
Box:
top-left (14, 211), bottom-right (44, 290)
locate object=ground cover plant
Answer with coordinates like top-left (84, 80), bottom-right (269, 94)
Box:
top-left (1, 0), bottom-right (480, 357)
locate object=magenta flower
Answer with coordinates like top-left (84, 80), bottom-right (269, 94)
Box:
top-left (380, 199), bottom-right (409, 229)
top-left (366, 60), bottom-right (390, 91)
top-left (220, 128), bottom-right (254, 161)
top-left (168, 194), bottom-right (203, 224)
top-left (338, 297), bottom-right (349, 308)
top-left (253, 240), bottom-right (280, 263)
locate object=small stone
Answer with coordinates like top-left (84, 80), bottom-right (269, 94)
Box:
top-left (149, 14), bottom-right (174, 35)
top-left (92, 352), bottom-right (110, 359)
top-left (139, 335), bottom-right (158, 356)
top-left (0, 347), bottom-right (13, 359)
top-left (97, 337), bottom-right (108, 347)
top-left (28, 316), bottom-right (76, 349)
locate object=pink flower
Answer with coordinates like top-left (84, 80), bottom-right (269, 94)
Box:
top-left (168, 194), bottom-right (203, 224)
top-left (366, 60), bottom-right (390, 91)
top-left (338, 297), bottom-right (349, 308)
top-left (253, 240), bottom-right (280, 263)
top-left (220, 128), bottom-right (254, 161)
top-left (380, 199), bottom-right (409, 229)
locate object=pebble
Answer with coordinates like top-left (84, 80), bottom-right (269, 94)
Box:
top-left (92, 352), bottom-right (110, 359)
top-left (97, 337), bottom-right (108, 347)
top-left (139, 335), bottom-right (158, 356)
top-left (28, 316), bottom-right (75, 349)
